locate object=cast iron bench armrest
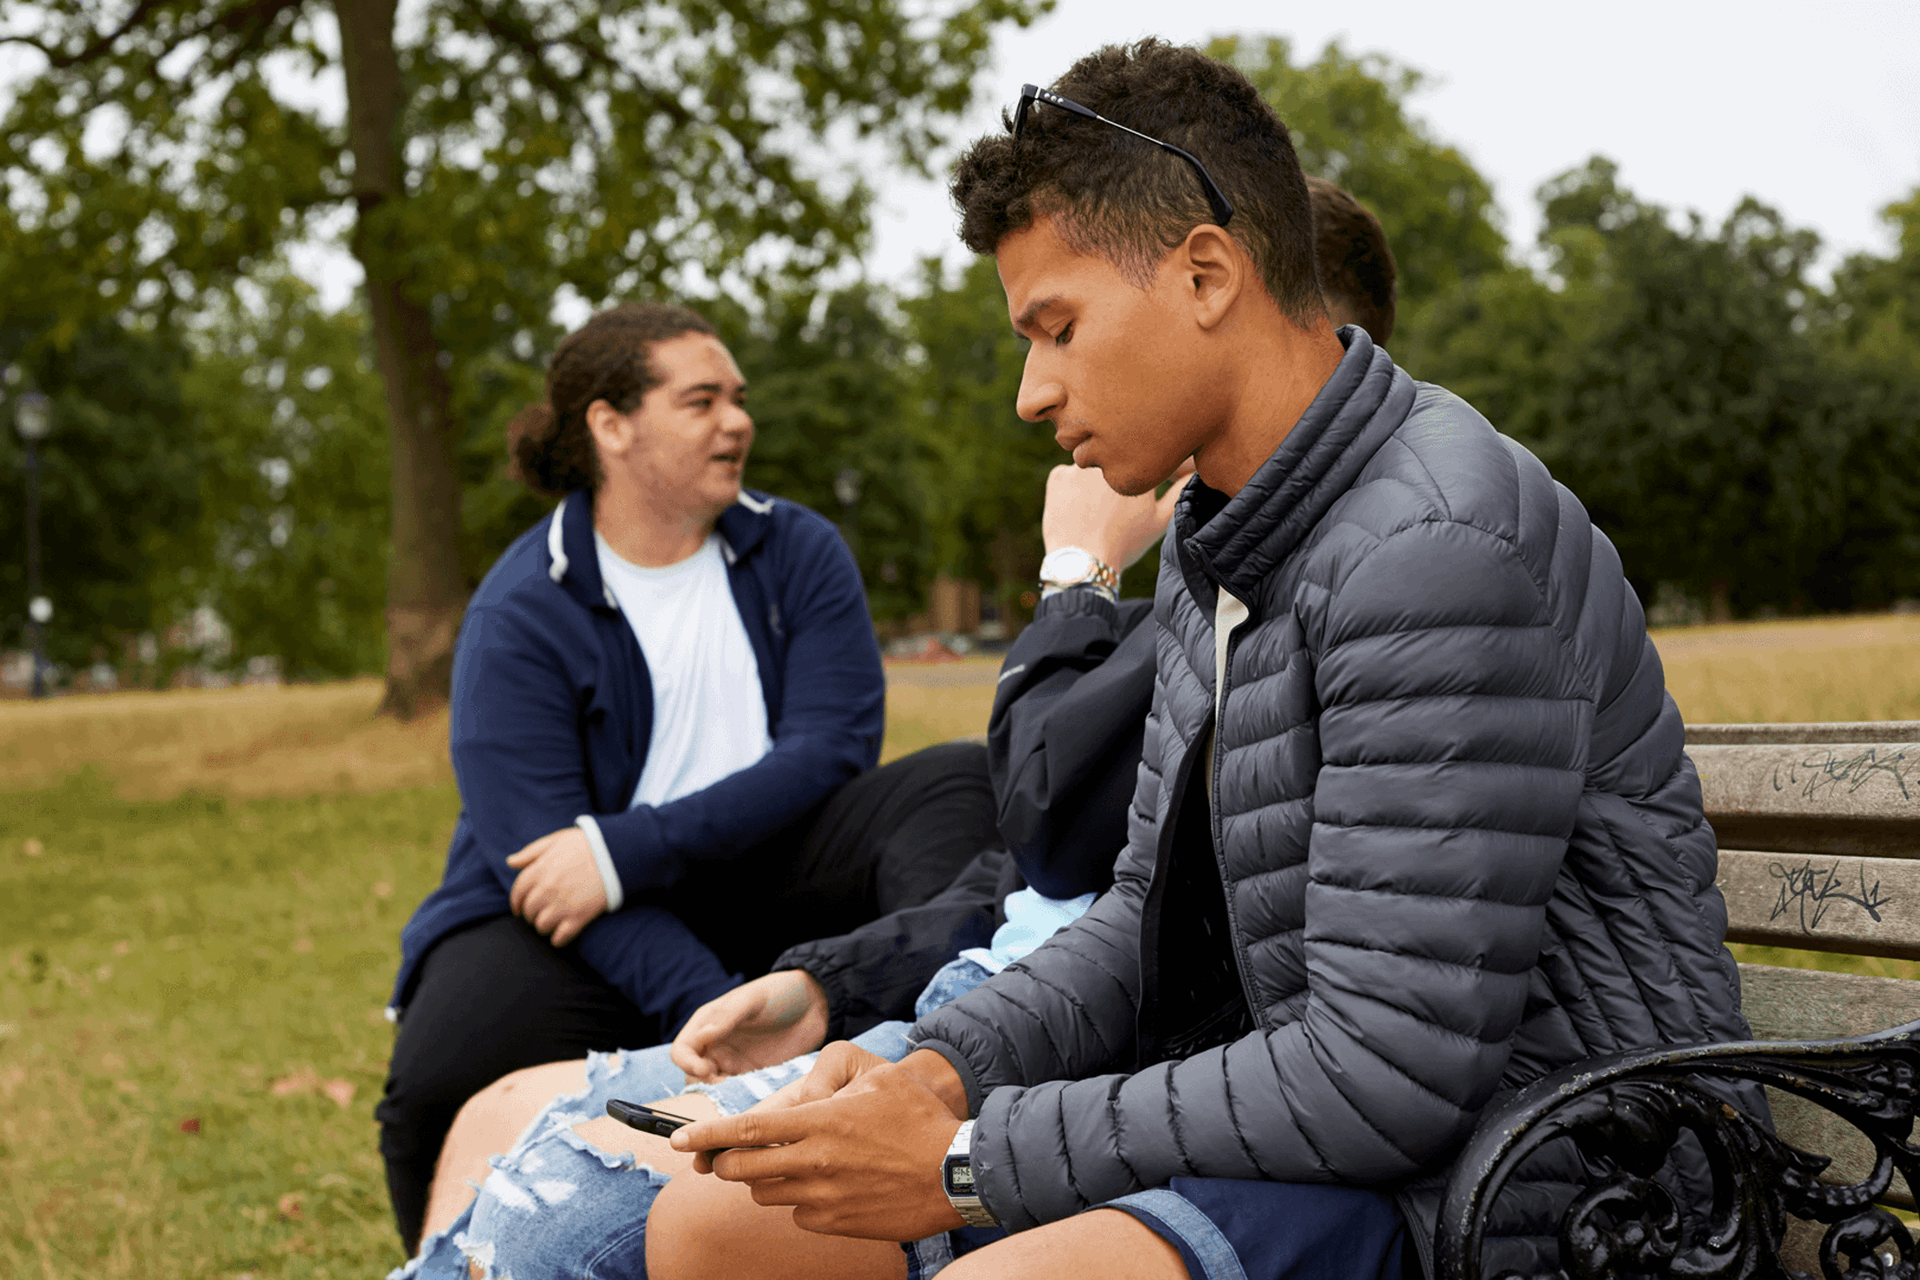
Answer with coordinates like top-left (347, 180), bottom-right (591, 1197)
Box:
top-left (1434, 1020), bottom-right (1920, 1280)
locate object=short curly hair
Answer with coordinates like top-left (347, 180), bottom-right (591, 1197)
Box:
top-left (1307, 176), bottom-right (1397, 345)
top-left (952, 39), bottom-right (1320, 327)
top-left (507, 302), bottom-right (718, 497)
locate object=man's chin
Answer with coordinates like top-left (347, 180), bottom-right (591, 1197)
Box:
top-left (1093, 464), bottom-right (1159, 498)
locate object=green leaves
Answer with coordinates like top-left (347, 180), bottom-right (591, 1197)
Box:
top-left (1410, 161), bottom-right (1920, 619)
top-left (1209, 35), bottom-right (1507, 314)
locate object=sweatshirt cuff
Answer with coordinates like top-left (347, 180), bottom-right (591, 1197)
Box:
top-left (906, 1038), bottom-right (983, 1119)
top-left (772, 950), bottom-right (851, 1043)
top-left (574, 814), bottom-right (624, 912)
top-left (1033, 583), bottom-right (1120, 627)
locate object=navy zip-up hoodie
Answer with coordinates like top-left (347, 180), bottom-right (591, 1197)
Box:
top-left (389, 486), bottom-right (886, 1020)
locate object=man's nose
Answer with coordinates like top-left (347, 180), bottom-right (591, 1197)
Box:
top-left (1015, 356), bottom-right (1062, 423)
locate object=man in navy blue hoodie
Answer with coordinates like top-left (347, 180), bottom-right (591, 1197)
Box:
top-left (377, 302), bottom-right (999, 1249)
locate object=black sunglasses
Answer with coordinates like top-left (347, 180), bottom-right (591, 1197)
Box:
top-left (1013, 83), bottom-right (1234, 229)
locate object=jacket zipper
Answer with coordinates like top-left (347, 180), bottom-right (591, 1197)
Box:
top-left (1210, 586), bottom-right (1268, 1028)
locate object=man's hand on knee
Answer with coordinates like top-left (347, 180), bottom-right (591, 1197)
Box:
top-left (506, 828), bottom-right (607, 946)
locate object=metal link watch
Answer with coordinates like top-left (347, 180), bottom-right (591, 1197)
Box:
top-left (941, 1120), bottom-right (999, 1227)
top-left (1039, 546), bottom-right (1119, 601)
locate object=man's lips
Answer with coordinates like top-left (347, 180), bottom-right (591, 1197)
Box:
top-left (1054, 428), bottom-right (1089, 455)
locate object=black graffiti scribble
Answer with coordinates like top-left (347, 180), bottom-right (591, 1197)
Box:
top-left (1770, 747), bottom-right (1915, 801)
top-left (1767, 859), bottom-right (1894, 934)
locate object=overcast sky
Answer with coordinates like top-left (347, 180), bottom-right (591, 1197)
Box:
top-left (863, 0), bottom-right (1920, 286)
top-left (236, 0), bottom-right (1920, 306)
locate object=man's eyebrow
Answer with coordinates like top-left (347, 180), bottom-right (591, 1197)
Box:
top-left (674, 380), bottom-right (743, 399)
top-left (1013, 295), bottom-right (1064, 335)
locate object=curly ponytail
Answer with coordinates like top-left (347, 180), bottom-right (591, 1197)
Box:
top-left (509, 302), bottom-right (720, 498)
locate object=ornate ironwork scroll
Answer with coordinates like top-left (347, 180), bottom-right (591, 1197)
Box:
top-left (1434, 1019), bottom-right (1920, 1280)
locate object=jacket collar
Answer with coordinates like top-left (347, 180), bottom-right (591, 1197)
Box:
top-left (544, 486), bottom-right (778, 609)
top-left (1175, 327), bottom-right (1415, 607)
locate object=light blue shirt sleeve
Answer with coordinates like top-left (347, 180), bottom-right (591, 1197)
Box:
top-left (957, 887), bottom-right (1098, 975)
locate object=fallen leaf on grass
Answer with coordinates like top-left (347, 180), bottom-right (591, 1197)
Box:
top-left (21, 837), bottom-right (43, 857)
top-left (179, 1116), bottom-right (201, 1133)
top-left (270, 1069), bottom-right (355, 1108)
top-left (276, 1192), bottom-right (303, 1221)
top-left (116, 1079), bottom-right (139, 1095)
top-left (373, 880), bottom-right (393, 898)
top-left (112, 940), bottom-right (131, 956)
top-left (270, 1069), bottom-right (318, 1097)
top-left (292, 937), bottom-right (314, 953)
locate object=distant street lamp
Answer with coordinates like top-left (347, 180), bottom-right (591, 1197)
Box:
top-left (15, 391), bottom-right (51, 698)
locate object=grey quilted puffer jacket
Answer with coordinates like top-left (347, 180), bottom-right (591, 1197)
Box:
top-left (909, 330), bottom-right (1749, 1275)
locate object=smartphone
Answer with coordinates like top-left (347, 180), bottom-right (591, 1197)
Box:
top-left (606, 1100), bottom-right (694, 1139)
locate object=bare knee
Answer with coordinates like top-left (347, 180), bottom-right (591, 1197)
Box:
top-left (422, 1059), bottom-right (591, 1240)
top-left (462, 1059), bottom-right (589, 1125)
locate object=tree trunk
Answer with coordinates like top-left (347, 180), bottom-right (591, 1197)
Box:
top-left (336, 0), bottom-right (467, 719)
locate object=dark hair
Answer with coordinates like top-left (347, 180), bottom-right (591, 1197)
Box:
top-left (1307, 176), bottom-right (1397, 346)
top-left (508, 302), bottom-right (719, 496)
top-left (951, 39), bottom-right (1320, 326)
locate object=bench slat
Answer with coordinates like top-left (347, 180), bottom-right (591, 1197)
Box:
top-left (1718, 849), bottom-right (1920, 960)
top-left (1689, 722), bottom-right (1920, 747)
top-left (1692, 742), bottom-right (1920, 858)
top-left (1737, 963), bottom-right (1920, 1211)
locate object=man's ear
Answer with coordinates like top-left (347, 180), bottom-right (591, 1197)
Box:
top-left (1181, 225), bottom-right (1246, 331)
top-left (585, 398), bottom-right (632, 459)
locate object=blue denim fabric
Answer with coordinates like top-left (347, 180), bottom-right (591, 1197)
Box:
top-left (391, 1013), bottom-right (947, 1279)
top-left (914, 957), bottom-right (993, 1020)
top-left (902, 1179), bottom-right (1406, 1280)
top-left (392, 1046), bottom-right (691, 1280)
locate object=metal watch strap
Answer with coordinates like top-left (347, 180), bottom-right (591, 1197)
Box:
top-left (1039, 545), bottom-right (1120, 600)
top-left (942, 1120), bottom-right (998, 1228)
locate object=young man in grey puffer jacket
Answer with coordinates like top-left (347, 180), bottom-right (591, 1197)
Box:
top-left (653, 40), bottom-right (1748, 1280)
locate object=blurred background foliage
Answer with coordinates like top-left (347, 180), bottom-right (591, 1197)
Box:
top-left (1, 15), bottom-right (1918, 684)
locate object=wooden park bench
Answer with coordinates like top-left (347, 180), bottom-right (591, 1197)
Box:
top-left (1437, 722), bottom-right (1920, 1280)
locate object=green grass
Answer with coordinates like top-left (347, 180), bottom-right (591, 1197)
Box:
top-left (10, 610), bottom-right (1920, 1273)
top-left (1, 768), bottom-right (454, 1277)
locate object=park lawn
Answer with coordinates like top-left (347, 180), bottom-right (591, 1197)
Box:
top-left (1, 770), bottom-right (453, 1277)
top-left (5, 612), bottom-right (1920, 1274)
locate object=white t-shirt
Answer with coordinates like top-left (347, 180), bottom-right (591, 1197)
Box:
top-left (596, 531), bottom-right (773, 809)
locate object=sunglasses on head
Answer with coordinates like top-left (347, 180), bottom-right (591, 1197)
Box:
top-left (1012, 83), bottom-right (1235, 229)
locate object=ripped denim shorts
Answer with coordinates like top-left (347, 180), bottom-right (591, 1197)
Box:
top-left (391, 958), bottom-right (986, 1280)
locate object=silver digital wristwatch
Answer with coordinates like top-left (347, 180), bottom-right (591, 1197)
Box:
top-left (940, 1120), bottom-right (999, 1228)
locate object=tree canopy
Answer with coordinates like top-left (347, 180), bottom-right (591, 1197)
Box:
top-left (1, 0), bottom-right (1046, 709)
top-left (4, 27), bottom-right (1918, 689)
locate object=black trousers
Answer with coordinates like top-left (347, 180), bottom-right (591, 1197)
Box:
top-left (377, 742), bottom-right (996, 1251)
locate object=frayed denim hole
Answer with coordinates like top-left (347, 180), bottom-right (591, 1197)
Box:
top-left (583, 1049), bottom-right (624, 1091)
top-left (454, 1232), bottom-right (498, 1279)
top-left (549, 1117), bottom-right (649, 1172)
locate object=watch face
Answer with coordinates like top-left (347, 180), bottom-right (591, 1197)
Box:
top-left (1041, 547), bottom-right (1094, 584)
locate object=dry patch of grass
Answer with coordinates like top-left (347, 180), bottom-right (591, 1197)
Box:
top-left (0, 679), bottom-right (452, 801)
top-left (0, 661), bottom-right (1006, 801)
top-left (1653, 613), bottom-right (1920, 725)
top-left (878, 657), bottom-right (1001, 763)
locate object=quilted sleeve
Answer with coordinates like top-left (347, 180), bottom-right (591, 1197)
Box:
top-left (958, 516), bottom-right (1590, 1230)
